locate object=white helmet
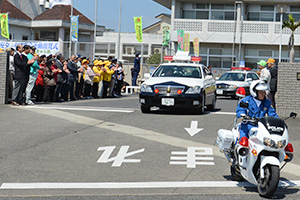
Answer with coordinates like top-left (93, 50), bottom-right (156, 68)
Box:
top-left (250, 80), bottom-right (269, 98)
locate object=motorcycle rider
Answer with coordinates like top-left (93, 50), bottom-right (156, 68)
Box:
top-left (236, 80), bottom-right (278, 141)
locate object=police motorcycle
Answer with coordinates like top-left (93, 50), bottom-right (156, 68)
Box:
top-left (216, 86), bottom-right (296, 198)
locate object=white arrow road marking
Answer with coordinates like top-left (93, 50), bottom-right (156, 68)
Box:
top-left (16, 106), bottom-right (300, 177)
top-left (184, 121), bottom-right (204, 136)
top-left (1, 180), bottom-right (300, 189)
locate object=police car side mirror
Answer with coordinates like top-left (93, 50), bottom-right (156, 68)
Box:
top-left (245, 78), bottom-right (252, 82)
top-left (215, 77), bottom-right (219, 80)
top-left (240, 101), bottom-right (249, 108)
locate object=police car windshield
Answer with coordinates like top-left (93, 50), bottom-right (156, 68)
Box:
top-left (219, 72), bottom-right (245, 81)
top-left (152, 65), bottom-right (202, 78)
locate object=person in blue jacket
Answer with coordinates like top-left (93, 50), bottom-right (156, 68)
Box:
top-left (132, 52), bottom-right (141, 86)
top-left (236, 80), bottom-right (278, 140)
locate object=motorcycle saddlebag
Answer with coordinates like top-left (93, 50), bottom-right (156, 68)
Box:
top-left (216, 129), bottom-right (234, 152)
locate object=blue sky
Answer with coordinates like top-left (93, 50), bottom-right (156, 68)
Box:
top-left (74, 0), bottom-right (171, 33)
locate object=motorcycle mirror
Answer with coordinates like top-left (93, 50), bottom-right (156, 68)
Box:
top-left (290, 112), bottom-right (297, 119)
top-left (240, 101), bottom-right (249, 108)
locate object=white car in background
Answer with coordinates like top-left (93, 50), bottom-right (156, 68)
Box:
top-left (216, 67), bottom-right (260, 98)
top-left (139, 58), bottom-right (216, 114)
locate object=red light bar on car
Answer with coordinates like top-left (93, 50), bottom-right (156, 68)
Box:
top-left (191, 56), bottom-right (201, 62)
top-left (231, 67), bottom-right (251, 71)
top-left (164, 55), bottom-right (174, 61)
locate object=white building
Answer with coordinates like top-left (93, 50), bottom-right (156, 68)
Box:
top-left (153, 0), bottom-right (300, 68)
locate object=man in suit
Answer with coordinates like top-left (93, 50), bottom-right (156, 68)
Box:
top-left (67, 55), bottom-right (83, 100)
top-left (11, 45), bottom-right (36, 105)
top-left (54, 54), bottom-right (65, 102)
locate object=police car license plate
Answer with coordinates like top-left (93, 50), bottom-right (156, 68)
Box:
top-left (216, 89), bottom-right (223, 95)
top-left (162, 98), bottom-right (174, 106)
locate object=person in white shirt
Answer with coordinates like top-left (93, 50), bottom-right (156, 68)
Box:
top-left (257, 60), bottom-right (270, 86)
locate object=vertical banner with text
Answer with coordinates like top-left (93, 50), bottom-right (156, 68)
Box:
top-left (177, 30), bottom-right (184, 51)
top-left (71, 15), bottom-right (79, 42)
top-left (0, 13), bottom-right (9, 39)
top-left (162, 25), bottom-right (170, 46)
top-left (193, 38), bottom-right (199, 56)
top-left (134, 17), bottom-right (143, 43)
top-left (183, 33), bottom-right (190, 52)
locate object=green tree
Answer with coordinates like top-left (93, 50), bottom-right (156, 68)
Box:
top-left (282, 14), bottom-right (300, 62)
top-left (146, 53), bottom-right (162, 64)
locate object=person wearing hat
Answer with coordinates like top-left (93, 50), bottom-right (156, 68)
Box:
top-left (92, 60), bottom-right (104, 98)
top-left (82, 59), bottom-right (95, 98)
top-left (108, 58), bottom-right (118, 97)
top-left (24, 46), bottom-right (41, 105)
top-left (101, 60), bottom-right (115, 98)
top-left (267, 58), bottom-right (278, 109)
top-left (257, 60), bottom-right (270, 86)
top-left (132, 52), bottom-right (141, 86)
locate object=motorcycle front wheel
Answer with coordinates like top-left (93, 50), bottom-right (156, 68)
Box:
top-left (257, 165), bottom-right (280, 198)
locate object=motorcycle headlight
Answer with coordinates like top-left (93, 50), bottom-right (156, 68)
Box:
top-left (186, 86), bottom-right (201, 94)
top-left (277, 140), bottom-right (287, 149)
top-left (263, 138), bottom-right (287, 149)
top-left (263, 138), bottom-right (275, 148)
top-left (140, 84), bottom-right (153, 93)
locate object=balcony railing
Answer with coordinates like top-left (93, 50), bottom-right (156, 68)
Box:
top-left (174, 19), bottom-right (300, 35)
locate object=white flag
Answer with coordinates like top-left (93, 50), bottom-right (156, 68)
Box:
top-left (49, 0), bottom-right (72, 8)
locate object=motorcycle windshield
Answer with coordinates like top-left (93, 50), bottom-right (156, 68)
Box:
top-left (259, 117), bottom-right (286, 136)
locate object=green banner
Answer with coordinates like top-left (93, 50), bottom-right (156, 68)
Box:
top-left (0, 13), bottom-right (9, 39)
top-left (177, 30), bottom-right (184, 51)
top-left (134, 17), bottom-right (143, 43)
top-left (162, 25), bottom-right (170, 46)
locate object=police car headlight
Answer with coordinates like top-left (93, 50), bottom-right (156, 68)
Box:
top-left (186, 86), bottom-right (201, 94)
top-left (228, 85), bottom-right (237, 89)
top-left (141, 84), bottom-right (153, 93)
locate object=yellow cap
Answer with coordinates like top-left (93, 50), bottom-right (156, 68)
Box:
top-left (103, 60), bottom-right (111, 67)
top-left (267, 58), bottom-right (275, 64)
top-left (82, 59), bottom-right (89, 65)
top-left (97, 60), bottom-right (104, 66)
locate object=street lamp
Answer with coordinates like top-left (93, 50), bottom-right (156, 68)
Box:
top-left (277, 4), bottom-right (287, 63)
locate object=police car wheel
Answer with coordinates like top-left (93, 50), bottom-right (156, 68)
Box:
top-left (141, 105), bottom-right (151, 113)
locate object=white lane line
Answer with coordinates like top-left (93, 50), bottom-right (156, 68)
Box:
top-left (23, 106), bottom-right (134, 113)
top-left (210, 111), bottom-right (236, 115)
top-left (1, 180), bottom-right (300, 189)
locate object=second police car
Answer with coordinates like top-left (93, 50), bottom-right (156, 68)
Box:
top-left (139, 54), bottom-right (216, 114)
top-left (216, 67), bottom-right (259, 98)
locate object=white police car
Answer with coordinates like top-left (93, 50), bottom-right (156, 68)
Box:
top-left (216, 67), bottom-right (259, 98)
top-left (139, 55), bottom-right (216, 114)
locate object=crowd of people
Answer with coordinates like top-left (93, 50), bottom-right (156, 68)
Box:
top-left (7, 44), bottom-right (131, 106)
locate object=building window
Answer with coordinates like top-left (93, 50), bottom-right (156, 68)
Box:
top-left (22, 36), bottom-right (29, 40)
top-left (183, 3), bottom-right (234, 20)
top-left (40, 31), bottom-right (56, 41)
top-left (247, 5), bottom-right (275, 22)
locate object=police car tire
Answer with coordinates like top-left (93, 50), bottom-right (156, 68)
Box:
top-left (207, 94), bottom-right (216, 111)
top-left (141, 105), bottom-right (151, 113)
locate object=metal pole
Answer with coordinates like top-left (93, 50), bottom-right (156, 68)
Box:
top-left (68, 0), bottom-right (74, 58)
top-left (117, 0), bottom-right (122, 59)
top-left (232, 2), bottom-right (237, 67)
top-left (93, 0), bottom-right (98, 59)
top-left (238, 3), bottom-right (243, 64)
top-left (279, 12), bottom-right (283, 62)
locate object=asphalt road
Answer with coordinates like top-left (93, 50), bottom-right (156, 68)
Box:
top-left (0, 95), bottom-right (300, 200)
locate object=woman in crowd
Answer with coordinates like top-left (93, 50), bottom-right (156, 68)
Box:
top-left (35, 58), bottom-right (45, 102)
top-left (42, 61), bottom-right (56, 103)
top-left (83, 59), bottom-right (96, 99)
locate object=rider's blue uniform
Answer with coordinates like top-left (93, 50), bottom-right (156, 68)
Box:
top-left (236, 95), bottom-right (278, 139)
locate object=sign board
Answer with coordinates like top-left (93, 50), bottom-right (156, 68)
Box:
top-left (0, 41), bottom-right (60, 56)
top-left (239, 60), bottom-right (245, 67)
